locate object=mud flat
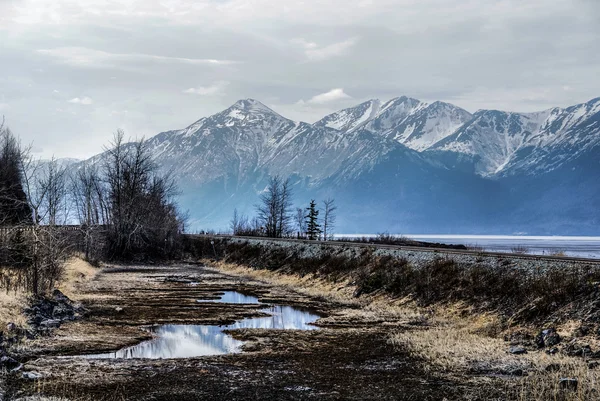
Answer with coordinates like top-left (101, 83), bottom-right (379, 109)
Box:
top-left (3, 263), bottom-right (511, 400)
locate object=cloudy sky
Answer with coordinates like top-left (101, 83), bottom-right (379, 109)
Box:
top-left (0, 0), bottom-right (599, 158)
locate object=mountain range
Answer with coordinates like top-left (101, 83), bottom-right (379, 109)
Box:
top-left (79, 96), bottom-right (600, 234)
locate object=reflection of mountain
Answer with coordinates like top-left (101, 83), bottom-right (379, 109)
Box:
top-left (89, 325), bottom-right (243, 359)
top-left (196, 291), bottom-right (260, 304)
top-left (85, 300), bottom-right (320, 359)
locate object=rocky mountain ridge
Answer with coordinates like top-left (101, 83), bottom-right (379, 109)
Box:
top-left (73, 96), bottom-right (600, 234)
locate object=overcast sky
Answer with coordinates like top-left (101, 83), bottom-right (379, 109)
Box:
top-left (1, 0), bottom-right (599, 158)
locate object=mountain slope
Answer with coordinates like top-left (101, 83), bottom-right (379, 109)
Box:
top-left (429, 98), bottom-right (600, 177)
top-left (72, 96), bottom-right (600, 234)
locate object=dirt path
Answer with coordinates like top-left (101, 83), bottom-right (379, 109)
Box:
top-left (6, 263), bottom-right (504, 400)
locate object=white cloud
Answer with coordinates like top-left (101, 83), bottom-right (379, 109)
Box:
top-left (183, 81), bottom-right (230, 96)
top-left (304, 38), bottom-right (357, 61)
top-left (68, 97), bottom-right (94, 105)
top-left (290, 38), bottom-right (318, 50)
top-left (298, 88), bottom-right (352, 105)
top-left (37, 47), bottom-right (238, 70)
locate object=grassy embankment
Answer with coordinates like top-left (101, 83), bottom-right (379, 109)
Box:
top-left (0, 258), bottom-right (97, 330)
top-left (192, 237), bottom-right (600, 400)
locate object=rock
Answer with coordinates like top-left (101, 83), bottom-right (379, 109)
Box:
top-left (5, 323), bottom-right (16, 333)
top-left (21, 371), bottom-right (42, 380)
top-left (574, 325), bottom-right (590, 338)
top-left (39, 319), bottom-right (61, 329)
top-left (52, 303), bottom-right (74, 320)
top-left (509, 346), bottom-right (527, 355)
top-left (52, 289), bottom-right (72, 304)
top-left (115, 307), bottom-right (124, 314)
top-left (536, 328), bottom-right (561, 348)
top-left (582, 345), bottom-right (593, 357)
top-left (0, 356), bottom-right (20, 370)
top-left (559, 378), bottom-right (578, 391)
top-left (545, 347), bottom-right (559, 355)
top-left (589, 361), bottom-right (600, 369)
top-left (508, 368), bottom-right (526, 376)
top-left (545, 363), bottom-right (561, 372)
top-left (565, 343), bottom-right (593, 358)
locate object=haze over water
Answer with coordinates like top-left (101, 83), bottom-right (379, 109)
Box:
top-left (339, 235), bottom-right (600, 259)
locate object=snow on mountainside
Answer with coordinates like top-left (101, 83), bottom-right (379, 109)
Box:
top-left (313, 99), bottom-right (381, 133)
top-left (143, 98), bottom-right (409, 188)
top-left (500, 97), bottom-right (600, 176)
top-left (71, 95), bottom-right (600, 233)
top-left (315, 96), bottom-right (473, 151)
top-left (429, 97), bottom-right (600, 176)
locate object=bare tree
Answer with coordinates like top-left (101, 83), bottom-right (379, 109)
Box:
top-left (71, 162), bottom-right (108, 261)
top-left (103, 131), bottom-right (184, 260)
top-left (277, 179), bottom-right (293, 237)
top-left (295, 207), bottom-right (307, 237)
top-left (256, 175), bottom-right (293, 238)
top-left (230, 208), bottom-right (240, 234)
top-left (7, 133), bottom-right (73, 295)
top-left (322, 198), bottom-right (337, 240)
top-left (37, 158), bottom-right (68, 226)
top-left (230, 208), bottom-right (250, 235)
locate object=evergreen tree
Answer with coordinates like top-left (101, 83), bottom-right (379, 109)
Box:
top-left (0, 126), bottom-right (32, 225)
top-left (305, 200), bottom-right (321, 240)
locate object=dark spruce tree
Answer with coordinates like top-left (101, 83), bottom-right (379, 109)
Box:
top-left (305, 200), bottom-right (321, 240)
top-left (0, 125), bottom-right (32, 225)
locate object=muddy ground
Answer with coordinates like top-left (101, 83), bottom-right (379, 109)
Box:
top-left (5, 263), bottom-right (509, 400)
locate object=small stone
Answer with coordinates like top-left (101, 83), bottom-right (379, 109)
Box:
top-left (545, 363), bottom-right (561, 372)
top-left (582, 345), bottom-right (593, 357)
top-left (546, 347), bottom-right (559, 355)
top-left (39, 319), bottom-right (61, 329)
top-left (574, 325), bottom-right (590, 337)
top-left (115, 307), bottom-right (124, 313)
top-left (509, 346), bottom-right (527, 355)
top-left (52, 289), bottom-right (72, 304)
top-left (21, 371), bottom-right (42, 380)
top-left (536, 328), bottom-right (561, 348)
top-left (545, 332), bottom-right (561, 347)
top-left (589, 361), bottom-right (600, 370)
top-left (5, 323), bottom-right (16, 333)
top-left (559, 378), bottom-right (578, 391)
top-left (0, 356), bottom-right (20, 370)
top-left (508, 368), bottom-right (526, 376)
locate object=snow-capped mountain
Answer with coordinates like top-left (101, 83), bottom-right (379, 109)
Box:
top-left (429, 98), bottom-right (600, 177)
top-left (74, 96), bottom-right (600, 234)
top-left (313, 99), bottom-right (382, 133)
top-left (315, 96), bottom-right (473, 151)
top-left (145, 99), bottom-right (408, 187)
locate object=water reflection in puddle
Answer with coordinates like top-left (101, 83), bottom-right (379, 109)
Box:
top-left (196, 291), bottom-right (260, 304)
top-left (84, 293), bottom-right (319, 359)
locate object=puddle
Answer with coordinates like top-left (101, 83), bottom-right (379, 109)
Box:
top-left (196, 291), bottom-right (260, 304)
top-left (82, 292), bottom-right (319, 359)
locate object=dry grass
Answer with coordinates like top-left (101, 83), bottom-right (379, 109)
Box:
top-left (391, 323), bottom-right (600, 400)
top-left (209, 258), bottom-right (600, 401)
top-left (210, 260), bottom-right (356, 304)
top-left (0, 257), bottom-right (97, 330)
top-left (210, 260), bottom-right (428, 324)
top-left (390, 319), bottom-right (526, 375)
top-left (55, 257), bottom-right (99, 300)
top-left (0, 288), bottom-right (28, 328)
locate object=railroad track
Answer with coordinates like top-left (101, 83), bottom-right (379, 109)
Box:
top-left (188, 234), bottom-right (600, 265)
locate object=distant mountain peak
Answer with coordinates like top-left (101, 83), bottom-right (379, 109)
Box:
top-left (313, 99), bottom-right (382, 132)
top-left (230, 98), bottom-right (277, 115)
